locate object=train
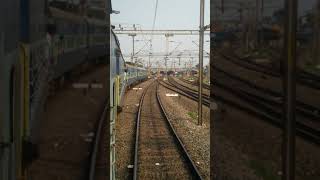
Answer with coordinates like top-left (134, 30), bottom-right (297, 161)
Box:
top-left (0, 0), bottom-right (147, 178)
top-left (109, 28), bottom-right (147, 178)
top-left (0, 1), bottom-right (111, 179)
top-left (0, 1), bottom-right (23, 179)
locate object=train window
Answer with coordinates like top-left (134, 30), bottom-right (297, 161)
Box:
top-left (116, 50), bottom-right (120, 74)
top-left (113, 84), bottom-right (116, 108)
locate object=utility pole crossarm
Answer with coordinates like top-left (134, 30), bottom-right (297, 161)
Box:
top-left (114, 29), bottom-right (210, 35)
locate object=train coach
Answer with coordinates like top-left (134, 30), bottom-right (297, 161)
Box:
top-left (109, 28), bottom-right (147, 178)
top-left (48, 7), bottom-right (108, 80)
top-left (1, 1), bottom-right (109, 179)
top-left (0, 1), bottom-right (25, 179)
top-left (125, 62), bottom-right (148, 87)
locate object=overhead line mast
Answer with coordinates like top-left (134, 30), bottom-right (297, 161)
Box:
top-left (150, 0), bottom-right (159, 76)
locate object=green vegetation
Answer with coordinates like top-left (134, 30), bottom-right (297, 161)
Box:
top-left (187, 111), bottom-right (198, 122)
top-left (247, 160), bottom-right (280, 180)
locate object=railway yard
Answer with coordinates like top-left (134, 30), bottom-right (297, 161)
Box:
top-left (28, 52), bottom-right (320, 180)
top-left (23, 63), bottom-right (211, 180)
top-left (4, 0), bottom-right (320, 179)
top-left (116, 78), bottom-right (210, 179)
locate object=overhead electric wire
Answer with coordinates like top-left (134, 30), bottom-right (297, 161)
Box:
top-left (148, 0), bottom-right (159, 67)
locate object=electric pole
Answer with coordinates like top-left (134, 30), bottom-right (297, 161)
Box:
top-left (149, 40), bottom-right (152, 77)
top-left (283, 0), bottom-right (297, 179)
top-left (313, 1), bottom-right (320, 65)
top-left (165, 33), bottom-right (174, 79)
top-left (128, 33), bottom-right (137, 63)
top-left (198, 0), bottom-right (205, 126)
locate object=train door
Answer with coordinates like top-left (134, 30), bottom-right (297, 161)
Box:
top-left (0, 59), bottom-right (24, 180)
top-left (110, 33), bottom-right (117, 179)
top-left (110, 81), bottom-right (117, 179)
top-left (0, 0), bottom-right (24, 179)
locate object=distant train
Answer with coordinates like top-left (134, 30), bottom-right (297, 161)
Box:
top-left (0, 1), bottom-right (109, 179)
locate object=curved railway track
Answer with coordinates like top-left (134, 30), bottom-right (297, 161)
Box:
top-left (217, 49), bottom-right (320, 89)
top-left (171, 75), bottom-right (320, 146)
top-left (159, 78), bottom-right (210, 107)
top-left (133, 80), bottom-right (202, 179)
top-left (212, 65), bottom-right (320, 122)
top-left (179, 78), bottom-right (210, 90)
top-left (88, 98), bottom-right (109, 180)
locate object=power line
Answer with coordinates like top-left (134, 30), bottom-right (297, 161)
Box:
top-left (152, 0), bottom-right (159, 32)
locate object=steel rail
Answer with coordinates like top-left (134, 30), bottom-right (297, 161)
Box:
top-left (217, 50), bottom-right (320, 89)
top-left (133, 80), bottom-right (203, 179)
top-left (168, 77), bottom-right (210, 99)
top-left (210, 80), bottom-right (320, 146)
top-left (179, 78), bottom-right (210, 90)
top-left (211, 65), bottom-right (320, 113)
top-left (161, 79), bottom-right (210, 107)
top-left (167, 76), bottom-right (320, 146)
top-left (133, 81), bottom-right (153, 180)
top-left (159, 80), bottom-right (210, 107)
top-left (155, 82), bottom-right (203, 179)
top-left (181, 68), bottom-right (320, 123)
top-left (88, 98), bottom-right (109, 180)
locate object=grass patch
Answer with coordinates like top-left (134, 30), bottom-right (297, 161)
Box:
top-left (187, 111), bottom-right (198, 122)
top-left (247, 160), bottom-right (280, 180)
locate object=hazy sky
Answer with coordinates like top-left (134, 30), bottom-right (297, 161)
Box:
top-left (111, 0), bottom-right (210, 68)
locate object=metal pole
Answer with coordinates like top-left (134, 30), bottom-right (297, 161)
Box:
top-left (282, 0), bottom-right (297, 179)
top-left (149, 40), bottom-right (152, 77)
top-left (313, 1), bottom-right (320, 65)
top-left (256, 0), bottom-right (259, 47)
top-left (133, 35), bottom-right (135, 63)
top-left (164, 33), bottom-right (173, 79)
top-left (198, 0), bottom-right (205, 126)
top-left (166, 36), bottom-right (168, 78)
top-left (128, 33), bottom-right (136, 63)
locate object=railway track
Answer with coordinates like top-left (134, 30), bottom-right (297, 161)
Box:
top-left (171, 75), bottom-right (320, 146)
top-left (212, 66), bottom-right (320, 122)
top-left (179, 78), bottom-right (210, 90)
top-left (217, 49), bottom-right (320, 89)
top-left (133, 81), bottom-right (202, 179)
top-left (168, 77), bottom-right (209, 100)
top-left (159, 77), bottom-right (210, 107)
top-left (88, 98), bottom-right (109, 180)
